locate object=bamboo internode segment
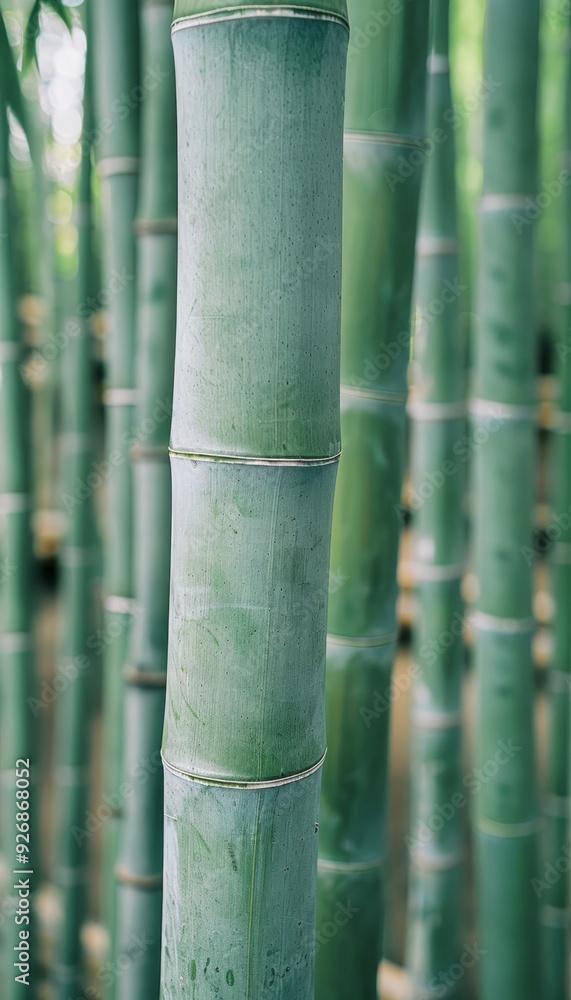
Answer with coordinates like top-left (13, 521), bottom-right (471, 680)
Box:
top-left (92, 0), bottom-right (140, 988)
top-left (472, 2), bottom-right (541, 998)
top-left (316, 3), bottom-right (429, 998)
top-left (160, 5), bottom-right (347, 996)
top-left (0, 95), bottom-right (37, 997)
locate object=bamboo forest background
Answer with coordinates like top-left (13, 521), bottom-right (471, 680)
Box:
top-left (0, 0), bottom-right (570, 997)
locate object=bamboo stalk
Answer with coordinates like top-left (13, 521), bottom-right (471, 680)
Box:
top-left (472, 1), bottom-right (541, 996)
top-left (0, 97), bottom-right (37, 996)
top-left (160, 1), bottom-right (348, 994)
top-left (316, 4), bottom-right (429, 997)
top-left (92, 0), bottom-right (140, 980)
top-left (404, 2), bottom-right (465, 995)
top-left (50, 51), bottom-right (95, 999)
top-left (542, 14), bottom-right (571, 997)
top-left (114, 2), bottom-right (176, 996)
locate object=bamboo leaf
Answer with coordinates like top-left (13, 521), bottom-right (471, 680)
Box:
top-left (23, 0), bottom-right (73, 72)
top-left (0, 14), bottom-right (28, 135)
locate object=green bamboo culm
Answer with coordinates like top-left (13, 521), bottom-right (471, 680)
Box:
top-left (541, 14), bottom-right (571, 997)
top-left (472, 1), bottom-right (541, 997)
top-left (160, 0), bottom-right (348, 994)
top-left (316, 4), bottom-right (429, 997)
top-left (114, 2), bottom-right (176, 996)
top-left (50, 54), bottom-right (95, 1000)
top-left (92, 0), bottom-right (140, 980)
top-left (404, 0), bottom-right (466, 994)
top-left (0, 99), bottom-right (37, 996)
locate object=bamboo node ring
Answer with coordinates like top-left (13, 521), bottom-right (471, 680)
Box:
top-left (541, 904), bottom-right (570, 929)
top-left (410, 562), bottom-right (464, 583)
top-left (168, 447), bottom-right (341, 467)
top-left (409, 850), bottom-right (463, 872)
top-left (0, 632), bottom-right (32, 652)
top-left (470, 610), bottom-right (535, 634)
top-left (407, 399), bottom-right (466, 420)
top-left (0, 492), bottom-right (30, 514)
top-left (104, 595), bottom-right (137, 615)
top-left (132, 444), bottom-right (170, 462)
top-left (327, 631), bottom-right (399, 648)
top-left (415, 236), bottom-right (458, 257)
top-left (341, 383), bottom-right (407, 405)
top-left (470, 398), bottom-right (538, 422)
top-left (426, 53), bottom-right (449, 74)
top-left (317, 855), bottom-right (385, 873)
top-left (135, 218), bottom-right (178, 235)
top-left (344, 129), bottom-right (428, 151)
top-left (476, 815), bottom-right (543, 838)
top-left (115, 867), bottom-right (163, 891)
top-left (103, 388), bottom-right (140, 406)
top-left (172, 8), bottom-right (350, 30)
top-left (124, 666), bottom-right (167, 688)
top-left (161, 749), bottom-right (327, 789)
top-left (0, 341), bottom-right (22, 361)
top-left (97, 156), bottom-right (141, 178)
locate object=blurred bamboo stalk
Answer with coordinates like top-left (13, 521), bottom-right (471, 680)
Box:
top-left (542, 12), bottom-right (571, 998)
top-left (316, 3), bottom-right (429, 997)
top-left (471, 0), bottom-right (541, 996)
top-left (0, 90), bottom-right (37, 997)
top-left (92, 0), bottom-right (140, 988)
top-left (114, 1), bottom-right (176, 996)
top-left (405, 0), bottom-right (465, 992)
top-left (50, 44), bottom-right (95, 999)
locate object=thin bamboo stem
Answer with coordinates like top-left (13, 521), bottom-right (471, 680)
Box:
top-left (92, 0), bottom-right (140, 985)
top-left (316, 4), bottom-right (429, 998)
top-left (114, 2), bottom-right (176, 997)
top-left (0, 97), bottom-right (37, 996)
top-left (404, 2), bottom-right (465, 995)
top-left (472, 1), bottom-right (541, 996)
top-left (542, 14), bottom-right (571, 998)
top-left (50, 54), bottom-right (95, 999)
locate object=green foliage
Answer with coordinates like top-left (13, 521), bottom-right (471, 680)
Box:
top-left (0, 15), bottom-right (27, 131)
top-left (22, 0), bottom-right (72, 71)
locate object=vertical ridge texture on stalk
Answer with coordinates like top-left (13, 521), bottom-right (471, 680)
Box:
top-left (92, 0), bottom-right (140, 980)
top-left (160, 1), bottom-right (348, 995)
top-left (472, 2), bottom-right (540, 997)
top-left (0, 101), bottom-right (36, 997)
top-left (316, 3), bottom-right (429, 998)
top-left (51, 100), bottom-right (95, 1000)
top-left (405, 1), bottom-right (465, 995)
top-left (542, 15), bottom-right (571, 998)
top-left (115, 2), bottom-right (177, 997)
